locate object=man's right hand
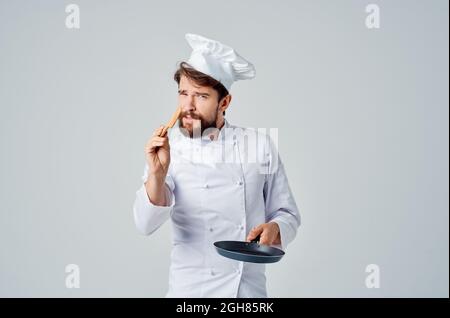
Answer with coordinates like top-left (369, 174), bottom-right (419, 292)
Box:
top-left (145, 125), bottom-right (171, 181)
top-left (145, 126), bottom-right (170, 205)
top-left (143, 125), bottom-right (171, 206)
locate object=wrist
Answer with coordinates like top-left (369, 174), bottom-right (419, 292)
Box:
top-left (147, 172), bottom-right (166, 184)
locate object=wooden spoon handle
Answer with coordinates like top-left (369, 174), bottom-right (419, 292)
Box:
top-left (160, 106), bottom-right (181, 137)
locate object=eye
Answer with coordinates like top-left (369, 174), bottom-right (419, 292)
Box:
top-left (199, 95), bottom-right (208, 100)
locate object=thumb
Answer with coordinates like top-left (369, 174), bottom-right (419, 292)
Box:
top-left (246, 225), bottom-right (264, 242)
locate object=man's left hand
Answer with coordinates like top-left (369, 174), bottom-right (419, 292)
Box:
top-left (246, 222), bottom-right (281, 246)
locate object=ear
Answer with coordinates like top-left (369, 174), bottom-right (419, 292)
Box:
top-left (219, 95), bottom-right (232, 114)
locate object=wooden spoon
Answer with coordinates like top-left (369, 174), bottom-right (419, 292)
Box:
top-left (159, 106), bottom-right (181, 137)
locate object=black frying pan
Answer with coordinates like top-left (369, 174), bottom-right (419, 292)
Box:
top-left (214, 236), bottom-right (285, 264)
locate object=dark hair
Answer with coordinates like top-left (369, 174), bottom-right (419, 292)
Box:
top-left (174, 62), bottom-right (229, 115)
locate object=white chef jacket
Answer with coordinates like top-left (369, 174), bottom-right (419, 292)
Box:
top-left (133, 120), bottom-right (300, 298)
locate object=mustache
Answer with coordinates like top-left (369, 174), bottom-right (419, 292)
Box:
top-left (181, 111), bottom-right (201, 120)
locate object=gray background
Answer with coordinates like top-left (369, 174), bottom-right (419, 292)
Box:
top-left (0, 0), bottom-right (448, 297)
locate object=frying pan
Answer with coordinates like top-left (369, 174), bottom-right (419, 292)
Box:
top-left (214, 236), bottom-right (285, 264)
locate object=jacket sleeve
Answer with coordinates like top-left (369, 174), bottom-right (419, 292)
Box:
top-left (133, 164), bottom-right (175, 235)
top-left (263, 137), bottom-right (301, 250)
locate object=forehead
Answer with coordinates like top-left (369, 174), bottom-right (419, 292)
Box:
top-left (179, 75), bottom-right (215, 94)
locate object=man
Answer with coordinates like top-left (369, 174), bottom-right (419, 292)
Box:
top-left (133, 33), bottom-right (300, 297)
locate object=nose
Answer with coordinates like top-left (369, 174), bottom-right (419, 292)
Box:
top-left (182, 94), bottom-right (196, 113)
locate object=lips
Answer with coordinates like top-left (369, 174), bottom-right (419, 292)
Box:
top-left (183, 116), bottom-right (194, 124)
top-left (182, 113), bottom-right (200, 124)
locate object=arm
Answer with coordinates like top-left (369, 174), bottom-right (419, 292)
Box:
top-left (247, 136), bottom-right (301, 250)
top-left (133, 164), bottom-right (175, 235)
top-left (263, 157), bottom-right (301, 250)
top-left (133, 125), bottom-right (175, 235)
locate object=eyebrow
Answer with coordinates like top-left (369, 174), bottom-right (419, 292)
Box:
top-left (178, 89), bottom-right (210, 96)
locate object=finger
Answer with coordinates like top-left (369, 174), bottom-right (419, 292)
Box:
top-left (258, 229), bottom-right (271, 245)
top-left (246, 225), bottom-right (264, 242)
top-left (146, 136), bottom-right (167, 150)
top-left (154, 137), bottom-right (170, 150)
top-left (159, 127), bottom-right (169, 137)
top-left (146, 140), bottom-right (164, 153)
top-left (153, 126), bottom-right (164, 136)
top-left (152, 140), bottom-right (164, 148)
top-left (161, 138), bottom-right (170, 149)
top-left (152, 125), bottom-right (165, 136)
top-left (152, 136), bottom-right (167, 143)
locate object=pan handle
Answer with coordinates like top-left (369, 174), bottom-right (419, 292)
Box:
top-left (251, 235), bottom-right (261, 244)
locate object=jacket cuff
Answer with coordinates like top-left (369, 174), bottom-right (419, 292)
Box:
top-left (269, 215), bottom-right (297, 251)
top-left (138, 184), bottom-right (175, 210)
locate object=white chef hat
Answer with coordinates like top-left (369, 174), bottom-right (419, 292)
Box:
top-left (185, 33), bottom-right (256, 91)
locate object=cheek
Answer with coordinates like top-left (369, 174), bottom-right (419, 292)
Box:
top-left (193, 101), bottom-right (207, 114)
top-left (202, 101), bottom-right (219, 117)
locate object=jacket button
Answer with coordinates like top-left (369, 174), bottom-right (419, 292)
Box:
top-left (204, 183), bottom-right (209, 189)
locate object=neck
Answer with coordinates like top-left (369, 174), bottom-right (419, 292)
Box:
top-left (216, 115), bottom-right (225, 129)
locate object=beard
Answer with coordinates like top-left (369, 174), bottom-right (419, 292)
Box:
top-left (178, 107), bottom-right (219, 138)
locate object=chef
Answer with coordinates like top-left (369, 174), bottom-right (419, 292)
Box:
top-left (133, 33), bottom-right (301, 297)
